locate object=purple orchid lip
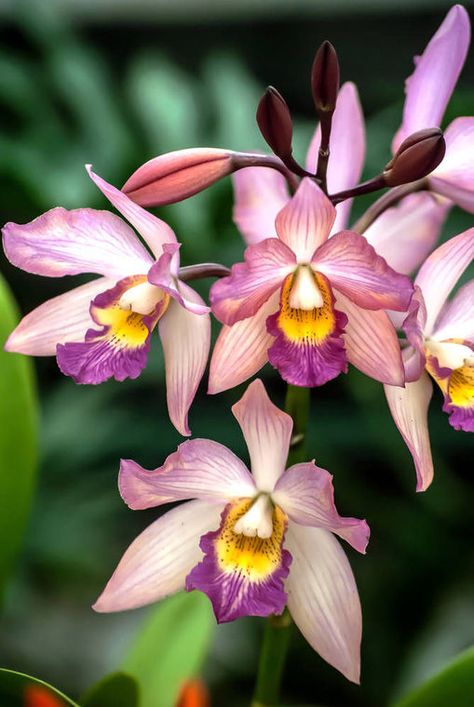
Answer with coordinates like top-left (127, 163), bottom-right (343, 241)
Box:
top-left (266, 271), bottom-right (348, 387)
top-left (185, 500), bottom-right (292, 623)
top-left (56, 275), bottom-right (168, 385)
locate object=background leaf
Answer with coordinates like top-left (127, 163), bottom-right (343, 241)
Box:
top-left (81, 672), bottom-right (139, 707)
top-left (0, 668), bottom-right (78, 706)
top-left (0, 275), bottom-right (37, 597)
top-left (393, 647), bottom-right (474, 707)
top-left (123, 591), bottom-right (215, 707)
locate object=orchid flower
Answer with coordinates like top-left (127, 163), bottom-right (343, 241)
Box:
top-left (384, 228), bottom-right (474, 491)
top-left (2, 166), bottom-right (210, 436)
top-left (210, 172), bottom-right (413, 391)
top-left (209, 83), bottom-right (447, 394)
top-left (94, 379), bottom-right (369, 683)
top-left (393, 4), bottom-right (474, 212)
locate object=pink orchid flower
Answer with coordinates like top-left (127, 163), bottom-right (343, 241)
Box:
top-left (209, 83), bottom-right (446, 394)
top-left (210, 173), bottom-right (413, 391)
top-left (2, 166), bottom-right (210, 436)
top-left (393, 4), bottom-right (474, 212)
top-left (385, 228), bottom-right (474, 491)
top-left (94, 379), bottom-right (369, 683)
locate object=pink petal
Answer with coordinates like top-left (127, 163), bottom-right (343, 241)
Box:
top-left (415, 227), bottom-right (474, 336)
top-left (306, 82), bottom-right (366, 233)
top-left (430, 118), bottom-right (474, 213)
top-left (208, 292), bottom-right (278, 395)
top-left (286, 524), bottom-right (362, 683)
top-left (87, 165), bottom-right (176, 258)
top-left (392, 4), bottom-right (471, 152)
top-left (433, 279), bottom-right (474, 342)
top-left (314, 230), bottom-right (414, 311)
top-left (363, 193), bottom-right (450, 275)
top-left (275, 178), bottom-right (336, 261)
top-left (2, 207), bottom-right (152, 280)
top-left (232, 166), bottom-right (290, 245)
top-left (4, 277), bottom-right (114, 355)
top-left (159, 292), bottom-right (211, 437)
top-left (149, 244), bottom-right (210, 316)
top-left (210, 239), bottom-right (294, 326)
top-left (401, 287), bottom-right (427, 382)
top-left (384, 373), bottom-right (434, 492)
top-left (335, 292), bottom-right (405, 387)
top-left (273, 462), bottom-right (369, 553)
top-left (122, 148), bottom-right (235, 207)
top-left (119, 440), bottom-right (255, 510)
top-left (232, 379), bottom-right (292, 492)
top-left (93, 499), bottom-right (223, 613)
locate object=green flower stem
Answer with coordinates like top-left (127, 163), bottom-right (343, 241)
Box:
top-left (251, 385), bottom-right (311, 707)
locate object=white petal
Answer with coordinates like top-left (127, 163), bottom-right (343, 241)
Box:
top-left (159, 292), bottom-right (211, 436)
top-left (93, 500), bottom-right (223, 613)
top-left (286, 524), bottom-right (362, 683)
top-left (5, 277), bottom-right (114, 356)
top-left (232, 379), bottom-right (292, 492)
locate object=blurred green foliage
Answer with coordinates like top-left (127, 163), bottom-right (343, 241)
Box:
top-left (81, 672), bottom-right (140, 707)
top-left (0, 277), bottom-right (37, 599)
top-left (0, 2), bottom-right (473, 707)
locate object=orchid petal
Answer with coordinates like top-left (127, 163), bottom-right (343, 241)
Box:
top-left (392, 4), bottom-right (471, 151)
top-left (430, 117), bottom-right (474, 213)
top-left (314, 230), bottom-right (414, 311)
top-left (335, 292), bottom-right (405, 387)
top-left (119, 440), bottom-right (255, 510)
top-left (2, 207), bottom-right (152, 280)
top-left (149, 244), bottom-right (209, 316)
top-left (415, 228), bottom-right (474, 336)
top-left (210, 239), bottom-right (294, 326)
top-left (275, 178), bottom-right (336, 261)
top-left (401, 287), bottom-right (427, 382)
top-left (86, 165), bottom-right (176, 258)
top-left (93, 500), bottom-right (223, 612)
top-left (232, 379), bottom-right (292, 492)
top-left (273, 462), bottom-right (369, 553)
top-left (232, 167), bottom-right (290, 245)
top-left (286, 524), bottom-right (362, 683)
top-left (363, 193), bottom-right (450, 275)
top-left (384, 373), bottom-right (434, 492)
top-left (208, 292), bottom-right (278, 395)
top-left (159, 293), bottom-right (211, 437)
top-left (4, 277), bottom-right (114, 356)
top-left (306, 82), bottom-right (365, 233)
top-left (433, 280), bottom-right (474, 342)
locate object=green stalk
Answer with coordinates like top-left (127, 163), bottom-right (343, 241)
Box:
top-left (251, 385), bottom-right (311, 707)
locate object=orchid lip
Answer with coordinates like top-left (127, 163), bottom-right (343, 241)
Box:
top-left (425, 339), bottom-right (474, 370)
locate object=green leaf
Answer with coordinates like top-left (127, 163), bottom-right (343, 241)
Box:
top-left (81, 672), bottom-right (139, 707)
top-left (0, 276), bottom-right (38, 597)
top-left (393, 647), bottom-right (474, 707)
top-left (0, 668), bottom-right (78, 706)
top-left (123, 591), bottom-right (215, 707)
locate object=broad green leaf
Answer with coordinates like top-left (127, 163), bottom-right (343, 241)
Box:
top-left (81, 672), bottom-right (139, 707)
top-left (0, 276), bottom-right (38, 596)
top-left (0, 668), bottom-right (78, 706)
top-left (393, 647), bottom-right (474, 707)
top-left (123, 591), bottom-right (215, 707)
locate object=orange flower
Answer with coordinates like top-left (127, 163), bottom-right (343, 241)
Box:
top-left (24, 684), bottom-right (65, 707)
top-left (177, 679), bottom-right (210, 707)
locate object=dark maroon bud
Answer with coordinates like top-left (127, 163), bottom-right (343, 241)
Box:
top-left (311, 41), bottom-right (340, 113)
top-left (384, 128), bottom-right (446, 187)
top-left (256, 86), bottom-right (293, 159)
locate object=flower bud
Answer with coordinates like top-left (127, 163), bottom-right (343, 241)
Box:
top-left (311, 41), bottom-right (340, 113)
top-left (122, 148), bottom-right (236, 206)
top-left (256, 86), bottom-right (293, 159)
top-left (384, 128), bottom-right (446, 187)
